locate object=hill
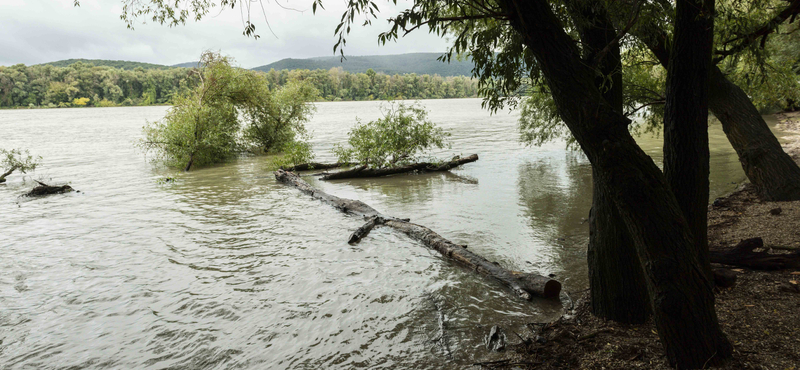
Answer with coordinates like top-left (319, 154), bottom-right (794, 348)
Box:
top-left (171, 62), bottom-right (200, 68)
top-left (38, 59), bottom-right (176, 70)
top-left (252, 53), bottom-right (474, 76)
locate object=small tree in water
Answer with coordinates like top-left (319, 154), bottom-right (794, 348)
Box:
top-left (0, 148), bottom-right (41, 183)
top-left (139, 51), bottom-right (316, 171)
top-left (333, 102), bottom-right (450, 168)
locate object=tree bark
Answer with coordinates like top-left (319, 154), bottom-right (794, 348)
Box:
top-left (274, 169), bottom-right (561, 300)
top-left (708, 67), bottom-right (800, 201)
top-left (321, 154), bottom-right (478, 180)
top-left (499, 0), bottom-right (732, 367)
top-left (567, 0), bottom-right (651, 324)
top-left (662, 0), bottom-right (714, 279)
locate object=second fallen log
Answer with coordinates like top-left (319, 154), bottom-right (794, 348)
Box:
top-left (321, 154), bottom-right (479, 180)
top-left (275, 169), bottom-right (561, 300)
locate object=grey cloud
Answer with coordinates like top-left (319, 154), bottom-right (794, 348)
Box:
top-left (0, 0), bottom-right (450, 68)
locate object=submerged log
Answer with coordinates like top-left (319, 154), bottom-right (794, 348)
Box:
top-left (321, 154), bottom-right (479, 180)
top-left (25, 181), bottom-right (74, 197)
top-left (281, 162), bottom-right (354, 172)
top-left (275, 169), bottom-right (561, 299)
top-left (710, 238), bottom-right (800, 270)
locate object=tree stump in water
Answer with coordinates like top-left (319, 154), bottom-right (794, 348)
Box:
top-left (25, 181), bottom-right (74, 197)
top-left (274, 169), bottom-right (561, 300)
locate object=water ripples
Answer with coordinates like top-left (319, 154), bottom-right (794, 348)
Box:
top-left (0, 100), bottom-right (751, 369)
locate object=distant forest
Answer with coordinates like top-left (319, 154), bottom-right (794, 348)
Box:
top-left (0, 61), bottom-right (479, 108)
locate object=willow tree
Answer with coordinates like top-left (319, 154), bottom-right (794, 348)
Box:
top-left (331, 0), bottom-right (733, 367)
top-left (138, 52), bottom-right (317, 171)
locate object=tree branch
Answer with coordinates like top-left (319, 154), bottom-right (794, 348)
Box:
top-left (714, 0), bottom-right (800, 62)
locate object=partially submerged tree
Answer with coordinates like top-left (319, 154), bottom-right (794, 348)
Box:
top-left (242, 80), bottom-right (318, 153)
top-left (333, 102), bottom-right (450, 168)
top-left (138, 51), bottom-right (316, 171)
top-left (0, 148), bottom-right (41, 183)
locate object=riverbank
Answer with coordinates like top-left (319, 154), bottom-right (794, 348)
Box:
top-left (494, 113), bottom-right (800, 370)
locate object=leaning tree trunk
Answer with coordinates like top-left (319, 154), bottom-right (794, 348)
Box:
top-left (274, 169), bottom-right (561, 300)
top-left (662, 0), bottom-right (715, 280)
top-left (500, 0), bottom-right (732, 367)
top-left (708, 67), bottom-right (800, 200)
top-left (637, 24), bottom-right (800, 201)
top-left (0, 166), bottom-right (17, 183)
top-left (567, 0), bottom-right (651, 324)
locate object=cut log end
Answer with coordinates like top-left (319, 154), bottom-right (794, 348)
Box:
top-left (516, 273), bottom-right (562, 299)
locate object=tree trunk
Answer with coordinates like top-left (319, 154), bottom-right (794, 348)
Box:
top-left (662, 0), bottom-right (714, 279)
top-left (636, 24), bottom-right (800, 201)
top-left (274, 169), bottom-right (562, 299)
top-left (587, 168), bottom-right (651, 323)
top-left (0, 166), bottom-right (17, 183)
top-left (499, 0), bottom-right (732, 367)
top-left (708, 67), bottom-right (800, 200)
top-left (321, 154), bottom-right (478, 180)
top-left (567, 0), bottom-right (651, 324)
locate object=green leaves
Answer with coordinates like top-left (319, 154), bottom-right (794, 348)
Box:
top-left (333, 101), bottom-right (450, 168)
top-left (137, 51), bottom-right (316, 171)
top-left (1, 148), bottom-right (42, 175)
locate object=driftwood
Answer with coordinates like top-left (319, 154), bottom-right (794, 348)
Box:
top-left (320, 154), bottom-right (479, 180)
top-left (25, 181), bottom-right (74, 197)
top-left (281, 162), bottom-right (354, 172)
top-left (274, 169), bottom-right (561, 300)
top-left (710, 238), bottom-right (800, 270)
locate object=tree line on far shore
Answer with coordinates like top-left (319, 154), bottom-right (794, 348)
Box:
top-left (0, 62), bottom-right (480, 109)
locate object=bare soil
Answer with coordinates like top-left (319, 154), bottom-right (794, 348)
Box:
top-left (484, 113), bottom-right (800, 370)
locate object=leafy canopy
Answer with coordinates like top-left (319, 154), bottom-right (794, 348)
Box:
top-left (138, 51), bottom-right (317, 170)
top-left (333, 102), bottom-right (450, 168)
top-left (1, 148), bottom-right (42, 181)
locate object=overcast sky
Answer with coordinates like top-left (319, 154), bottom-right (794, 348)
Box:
top-left (0, 0), bottom-right (452, 68)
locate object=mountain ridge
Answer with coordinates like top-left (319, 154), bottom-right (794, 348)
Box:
top-left (35, 53), bottom-right (476, 76)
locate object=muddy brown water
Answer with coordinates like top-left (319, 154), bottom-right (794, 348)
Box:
top-left (0, 99), bottom-right (791, 369)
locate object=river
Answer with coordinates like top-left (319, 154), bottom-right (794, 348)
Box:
top-left (0, 99), bottom-right (789, 369)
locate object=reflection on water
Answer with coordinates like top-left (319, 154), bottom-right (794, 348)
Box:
top-left (0, 100), bottom-right (787, 369)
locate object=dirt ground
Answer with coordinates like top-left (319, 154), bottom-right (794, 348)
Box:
top-left (482, 114), bottom-right (800, 370)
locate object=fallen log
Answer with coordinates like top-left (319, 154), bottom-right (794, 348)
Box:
top-left (281, 162), bottom-right (354, 172)
top-left (25, 181), bottom-right (74, 197)
top-left (710, 238), bottom-right (800, 270)
top-left (274, 169), bottom-right (561, 300)
top-left (320, 154), bottom-right (479, 180)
